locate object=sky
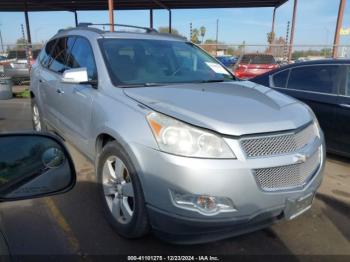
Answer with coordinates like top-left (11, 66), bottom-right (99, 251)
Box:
top-left (0, 0), bottom-right (349, 47)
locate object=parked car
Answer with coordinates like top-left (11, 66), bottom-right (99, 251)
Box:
top-left (0, 133), bottom-right (76, 255)
top-left (234, 53), bottom-right (279, 80)
top-left (215, 55), bottom-right (237, 68)
top-left (30, 24), bottom-right (325, 244)
top-left (252, 59), bottom-right (350, 158)
top-left (3, 49), bottom-right (40, 84)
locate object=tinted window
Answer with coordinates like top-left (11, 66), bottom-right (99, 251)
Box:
top-left (67, 37), bottom-right (97, 80)
top-left (288, 65), bottom-right (339, 94)
top-left (347, 66), bottom-right (350, 96)
top-left (7, 50), bottom-right (27, 59)
top-left (272, 70), bottom-right (289, 88)
top-left (240, 54), bottom-right (276, 64)
top-left (40, 40), bottom-right (56, 67)
top-left (49, 37), bottom-right (70, 73)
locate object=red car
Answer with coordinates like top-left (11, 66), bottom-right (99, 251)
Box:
top-left (234, 53), bottom-right (279, 80)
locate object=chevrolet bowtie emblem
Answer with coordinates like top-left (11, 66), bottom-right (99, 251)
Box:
top-left (293, 153), bottom-right (307, 164)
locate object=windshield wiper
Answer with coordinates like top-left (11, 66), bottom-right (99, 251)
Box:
top-left (117, 83), bottom-right (166, 88)
top-left (192, 79), bottom-right (231, 83)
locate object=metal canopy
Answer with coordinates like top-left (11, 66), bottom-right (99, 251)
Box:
top-left (0, 0), bottom-right (288, 12)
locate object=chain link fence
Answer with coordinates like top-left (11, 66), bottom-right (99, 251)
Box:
top-left (198, 44), bottom-right (350, 62)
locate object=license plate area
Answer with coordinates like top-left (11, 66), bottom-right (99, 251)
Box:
top-left (284, 193), bottom-right (314, 220)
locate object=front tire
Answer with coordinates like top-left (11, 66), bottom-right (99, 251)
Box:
top-left (97, 140), bottom-right (149, 238)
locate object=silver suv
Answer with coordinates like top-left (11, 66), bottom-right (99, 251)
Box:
top-left (30, 24), bottom-right (325, 244)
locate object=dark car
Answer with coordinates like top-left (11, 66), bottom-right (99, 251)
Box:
top-left (252, 59), bottom-right (350, 157)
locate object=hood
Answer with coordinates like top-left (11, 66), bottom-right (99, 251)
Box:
top-left (124, 81), bottom-right (312, 136)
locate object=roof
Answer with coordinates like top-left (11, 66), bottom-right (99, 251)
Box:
top-left (284, 59), bottom-right (350, 67)
top-left (0, 0), bottom-right (288, 12)
top-left (252, 59), bottom-right (350, 79)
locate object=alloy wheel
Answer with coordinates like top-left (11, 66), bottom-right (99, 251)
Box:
top-left (102, 155), bottom-right (135, 224)
top-left (32, 104), bottom-right (41, 131)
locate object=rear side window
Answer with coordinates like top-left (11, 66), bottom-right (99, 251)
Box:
top-left (272, 70), bottom-right (289, 88)
top-left (7, 50), bottom-right (27, 59)
top-left (287, 65), bottom-right (339, 94)
top-left (347, 66), bottom-right (350, 96)
top-left (49, 37), bottom-right (69, 73)
top-left (67, 37), bottom-right (97, 80)
top-left (40, 40), bottom-right (56, 67)
top-left (240, 54), bottom-right (275, 64)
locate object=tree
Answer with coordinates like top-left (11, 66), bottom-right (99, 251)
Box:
top-left (200, 26), bottom-right (206, 44)
top-left (158, 27), bottom-right (184, 38)
top-left (267, 31), bottom-right (275, 45)
top-left (191, 28), bottom-right (200, 44)
top-left (204, 39), bottom-right (217, 44)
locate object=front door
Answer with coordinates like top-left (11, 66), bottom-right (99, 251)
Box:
top-left (55, 36), bottom-right (97, 154)
top-left (335, 65), bottom-right (350, 156)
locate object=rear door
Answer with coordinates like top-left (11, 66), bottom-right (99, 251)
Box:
top-left (335, 65), bottom-right (350, 156)
top-left (40, 37), bottom-right (70, 130)
top-left (283, 65), bottom-right (341, 151)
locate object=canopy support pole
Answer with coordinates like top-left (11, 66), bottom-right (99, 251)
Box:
top-left (108, 0), bottom-right (114, 31)
top-left (332, 0), bottom-right (346, 58)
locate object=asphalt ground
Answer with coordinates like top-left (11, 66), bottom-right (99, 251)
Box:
top-left (0, 98), bottom-right (349, 259)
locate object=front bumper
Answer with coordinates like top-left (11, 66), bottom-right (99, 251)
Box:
top-left (147, 204), bottom-right (284, 244)
top-left (129, 134), bottom-right (325, 243)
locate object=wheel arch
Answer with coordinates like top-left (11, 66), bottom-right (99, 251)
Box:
top-left (94, 129), bottom-right (147, 190)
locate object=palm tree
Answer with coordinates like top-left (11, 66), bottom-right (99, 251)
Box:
top-left (200, 26), bottom-right (206, 44)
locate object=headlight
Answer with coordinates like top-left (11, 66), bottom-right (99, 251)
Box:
top-left (146, 112), bottom-right (236, 158)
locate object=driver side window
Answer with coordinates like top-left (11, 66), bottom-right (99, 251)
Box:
top-left (66, 37), bottom-right (97, 81)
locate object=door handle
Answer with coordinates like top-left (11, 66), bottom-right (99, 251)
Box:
top-left (56, 89), bottom-right (64, 94)
top-left (340, 104), bottom-right (350, 109)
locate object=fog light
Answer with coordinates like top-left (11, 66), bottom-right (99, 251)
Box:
top-left (170, 190), bottom-right (236, 215)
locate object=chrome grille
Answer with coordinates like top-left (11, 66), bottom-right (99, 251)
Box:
top-left (254, 149), bottom-right (321, 191)
top-left (241, 123), bottom-right (316, 158)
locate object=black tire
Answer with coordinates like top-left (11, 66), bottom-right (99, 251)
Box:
top-left (31, 98), bottom-right (47, 132)
top-left (97, 140), bottom-right (149, 238)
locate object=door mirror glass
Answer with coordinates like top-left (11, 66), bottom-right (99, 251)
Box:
top-left (61, 67), bottom-right (88, 84)
top-left (0, 134), bottom-right (76, 201)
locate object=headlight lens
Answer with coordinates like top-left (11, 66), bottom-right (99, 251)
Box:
top-left (147, 112), bottom-right (236, 158)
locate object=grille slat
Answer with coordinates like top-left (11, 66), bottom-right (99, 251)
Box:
top-left (241, 124), bottom-right (316, 158)
top-left (254, 149), bottom-right (321, 191)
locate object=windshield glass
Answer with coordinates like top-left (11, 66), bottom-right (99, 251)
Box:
top-left (240, 54), bottom-right (276, 64)
top-left (99, 39), bottom-right (235, 86)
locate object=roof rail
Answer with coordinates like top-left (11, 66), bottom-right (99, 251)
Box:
top-left (77, 23), bottom-right (158, 33)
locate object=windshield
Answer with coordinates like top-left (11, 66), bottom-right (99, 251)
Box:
top-left (99, 39), bottom-right (235, 86)
top-left (240, 54), bottom-right (276, 64)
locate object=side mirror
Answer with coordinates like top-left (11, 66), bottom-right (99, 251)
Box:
top-left (0, 133), bottom-right (76, 201)
top-left (61, 67), bottom-right (88, 84)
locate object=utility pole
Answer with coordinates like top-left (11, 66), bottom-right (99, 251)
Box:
top-left (0, 26), bottom-right (4, 53)
top-left (332, 0), bottom-right (346, 58)
top-left (21, 24), bottom-right (30, 69)
top-left (284, 21), bottom-right (290, 61)
top-left (216, 19), bottom-right (219, 55)
top-left (190, 22), bottom-right (193, 42)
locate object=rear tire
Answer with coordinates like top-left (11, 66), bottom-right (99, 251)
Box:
top-left (97, 140), bottom-right (149, 238)
top-left (31, 98), bottom-right (46, 132)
